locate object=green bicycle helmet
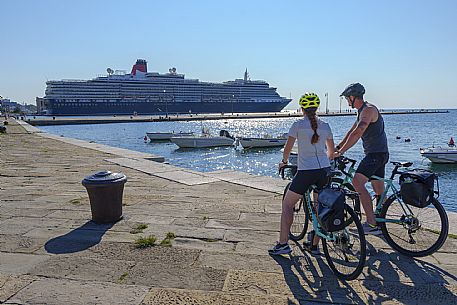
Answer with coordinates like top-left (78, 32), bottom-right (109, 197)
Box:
top-left (299, 92), bottom-right (320, 109)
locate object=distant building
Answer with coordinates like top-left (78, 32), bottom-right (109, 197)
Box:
top-left (0, 98), bottom-right (15, 112)
top-left (1, 98), bottom-right (37, 114)
top-left (36, 97), bottom-right (48, 114)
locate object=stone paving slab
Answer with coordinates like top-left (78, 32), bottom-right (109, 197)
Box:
top-left (360, 280), bottom-right (457, 305)
top-left (39, 133), bottom-right (165, 162)
top-left (173, 237), bottom-right (236, 252)
top-left (106, 157), bottom-right (179, 174)
top-left (0, 274), bottom-right (36, 303)
top-left (223, 269), bottom-right (368, 304)
top-left (0, 253), bottom-right (50, 274)
top-left (0, 234), bottom-right (46, 254)
top-left (4, 278), bottom-right (150, 305)
top-left (106, 157), bottom-right (220, 185)
top-left (154, 170), bottom-right (220, 185)
top-left (141, 287), bottom-right (320, 305)
top-left (29, 256), bottom-right (136, 283)
top-left (81, 242), bottom-right (201, 266)
top-left (126, 261), bottom-right (227, 291)
top-left (206, 219), bottom-right (279, 232)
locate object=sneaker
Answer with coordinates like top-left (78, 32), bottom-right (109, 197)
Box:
top-left (362, 222), bottom-right (382, 235)
top-left (303, 242), bottom-right (321, 255)
top-left (268, 242), bottom-right (292, 255)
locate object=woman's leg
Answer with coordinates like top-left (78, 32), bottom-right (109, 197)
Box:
top-left (279, 189), bottom-right (303, 244)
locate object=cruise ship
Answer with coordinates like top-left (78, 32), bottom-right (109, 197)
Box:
top-left (40, 59), bottom-right (291, 115)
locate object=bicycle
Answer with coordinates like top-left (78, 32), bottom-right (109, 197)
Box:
top-left (280, 165), bottom-right (367, 280)
top-left (332, 155), bottom-right (449, 257)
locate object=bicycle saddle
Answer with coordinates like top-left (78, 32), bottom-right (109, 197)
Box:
top-left (391, 161), bottom-right (413, 167)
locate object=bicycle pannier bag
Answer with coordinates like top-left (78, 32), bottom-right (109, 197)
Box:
top-left (317, 187), bottom-right (346, 232)
top-left (399, 169), bottom-right (436, 208)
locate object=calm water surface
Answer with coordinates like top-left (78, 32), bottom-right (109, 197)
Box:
top-left (39, 110), bottom-right (457, 212)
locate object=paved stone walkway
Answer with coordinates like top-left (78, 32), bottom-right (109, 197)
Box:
top-left (1, 119), bottom-right (457, 304)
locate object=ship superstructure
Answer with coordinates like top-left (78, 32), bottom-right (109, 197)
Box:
top-left (41, 59), bottom-right (291, 115)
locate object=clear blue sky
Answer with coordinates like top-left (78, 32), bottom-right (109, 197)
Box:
top-left (1, 0), bottom-right (456, 109)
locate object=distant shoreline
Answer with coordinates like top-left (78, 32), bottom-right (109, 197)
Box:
top-left (19, 109), bottom-right (449, 126)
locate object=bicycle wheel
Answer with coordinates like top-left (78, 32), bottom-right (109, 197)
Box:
top-left (379, 196), bottom-right (448, 257)
top-left (283, 182), bottom-right (309, 241)
top-left (322, 205), bottom-right (367, 281)
top-left (330, 177), bottom-right (362, 223)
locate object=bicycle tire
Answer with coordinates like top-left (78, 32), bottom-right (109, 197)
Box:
top-left (283, 182), bottom-right (309, 241)
top-left (330, 177), bottom-right (362, 224)
top-left (322, 205), bottom-right (367, 281)
top-left (379, 196), bottom-right (449, 257)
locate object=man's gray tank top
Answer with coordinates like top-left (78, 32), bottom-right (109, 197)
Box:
top-left (357, 102), bottom-right (388, 154)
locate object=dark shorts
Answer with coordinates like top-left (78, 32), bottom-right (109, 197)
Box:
top-left (289, 167), bottom-right (330, 195)
top-left (356, 152), bottom-right (389, 179)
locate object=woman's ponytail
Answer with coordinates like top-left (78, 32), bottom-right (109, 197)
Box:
top-left (304, 108), bottom-right (319, 144)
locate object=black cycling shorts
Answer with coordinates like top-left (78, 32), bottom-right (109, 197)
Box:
top-left (288, 167), bottom-right (330, 195)
top-left (356, 152), bottom-right (389, 179)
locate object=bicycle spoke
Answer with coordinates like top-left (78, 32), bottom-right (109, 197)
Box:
top-left (323, 206), bottom-right (366, 280)
top-left (381, 197), bottom-right (448, 257)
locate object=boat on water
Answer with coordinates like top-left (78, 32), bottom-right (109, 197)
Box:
top-left (39, 59), bottom-right (291, 116)
top-left (236, 134), bottom-right (287, 149)
top-left (146, 131), bottom-right (194, 141)
top-left (420, 146), bottom-right (457, 164)
top-left (170, 130), bottom-right (235, 148)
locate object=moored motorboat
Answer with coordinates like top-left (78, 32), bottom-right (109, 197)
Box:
top-left (146, 131), bottom-right (194, 141)
top-left (237, 136), bottom-right (287, 149)
top-left (170, 130), bottom-right (235, 148)
top-left (420, 146), bottom-right (457, 164)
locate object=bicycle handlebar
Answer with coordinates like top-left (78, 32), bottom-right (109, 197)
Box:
top-left (278, 164), bottom-right (297, 179)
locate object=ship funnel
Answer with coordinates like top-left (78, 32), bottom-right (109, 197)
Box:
top-left (131, 59), bottom-right (147, 75)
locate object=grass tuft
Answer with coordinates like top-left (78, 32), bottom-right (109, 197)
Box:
top-left (118, 272), bottom-right (128, 283)
top-left (134, 235), bottom-right (156, 248)
top-left (130, 223), bottom-right (148, 234)
top-left (160, 232), bottom-right (176, 247)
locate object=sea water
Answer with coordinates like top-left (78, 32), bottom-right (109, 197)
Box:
top-left (39, 110), bottom-right (457, 212)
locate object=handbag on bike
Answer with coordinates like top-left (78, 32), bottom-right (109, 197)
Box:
top-left (399, 169), bottom-right (437, 208)
top-left (317, 187), bottom-right (346, 232)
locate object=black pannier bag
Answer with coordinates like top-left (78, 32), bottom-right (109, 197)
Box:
top-left (399, 169), bottom-right (436, 208)
top-left (317, 187), bottom-right (346, 232)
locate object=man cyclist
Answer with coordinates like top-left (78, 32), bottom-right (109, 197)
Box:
top-left (334, 83), bottom-right (389, 235)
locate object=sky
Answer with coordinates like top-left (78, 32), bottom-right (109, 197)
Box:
top-left (1, 0), bottom-right (456, 110)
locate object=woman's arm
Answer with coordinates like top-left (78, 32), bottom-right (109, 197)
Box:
top-left (326, 138), bottom-right (335, 160)
top-left (280, 136), bottom-right (296, 166)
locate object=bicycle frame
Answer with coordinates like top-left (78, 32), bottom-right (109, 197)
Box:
top-left (303, 187), bottom-right (338, 241)
top-left (335, 157), bottom-right (415, 225)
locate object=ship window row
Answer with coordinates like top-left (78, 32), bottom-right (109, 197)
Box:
top-left (47, 86), bottom-right (275, 92)
top-left (52, 102), bottom-right (143, 107)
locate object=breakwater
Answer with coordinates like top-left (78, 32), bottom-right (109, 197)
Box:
top-left (24, 109), bottom-right (448, 126)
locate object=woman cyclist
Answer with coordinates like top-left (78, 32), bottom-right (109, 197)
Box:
top-left (269, 92), bottom-right (335, 255)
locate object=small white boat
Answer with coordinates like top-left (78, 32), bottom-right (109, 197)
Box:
top-left (170, 130), bottom-right (235, 148)
top-left (146, 131), bottom-right (194, 141)
top-left (420, 146), bottom-right (457, 164)
top-left (237, 136), bottom-right (287, 149)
